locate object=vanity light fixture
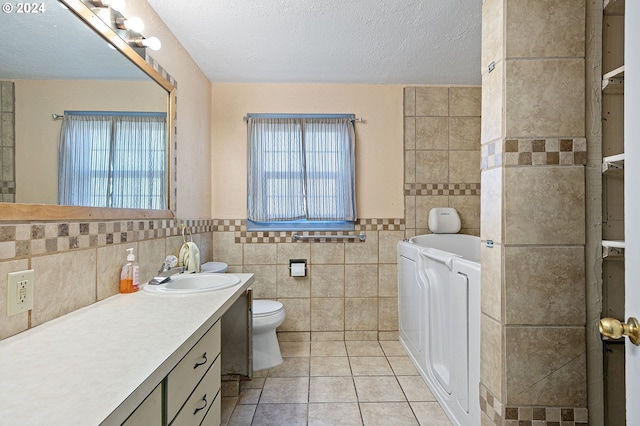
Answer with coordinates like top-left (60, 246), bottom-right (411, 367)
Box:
top-left (83, 0), bottom-right (162, 52)
top-left (115, 16), bottom-right (144, 33)
top-left (89, 0), bottom-right (126, 12)
top-left (131, 36), bottom-right (162, 51)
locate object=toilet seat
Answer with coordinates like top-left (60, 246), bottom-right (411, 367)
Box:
top-left (253, 300), bottom-right (284, 318)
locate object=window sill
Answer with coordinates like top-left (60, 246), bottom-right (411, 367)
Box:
top-left (246, 220), bottom-right (355, 232)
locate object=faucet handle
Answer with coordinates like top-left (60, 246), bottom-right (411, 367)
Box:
top-left (164, 255), bottom-right (178, 269)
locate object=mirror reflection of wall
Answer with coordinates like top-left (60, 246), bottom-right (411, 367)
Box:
top-left (0, 0), bottom-right (171, 210)
top-left (0, 81), bottom-right (15, 203)
top-left (14, 80), bottom-right (166, 205)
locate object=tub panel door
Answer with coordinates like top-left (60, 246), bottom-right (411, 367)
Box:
top-left (452, 272), bottom-right (470, 413)
top-left (398, 253), bottom-right (425, 364)
top-left (426, 257), bottom-right (452, 394)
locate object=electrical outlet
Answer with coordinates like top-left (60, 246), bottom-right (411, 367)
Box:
top-left (7, 269), bottom-right (34, 316)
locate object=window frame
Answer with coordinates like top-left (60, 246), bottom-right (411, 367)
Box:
top-left (57, 111), bottom-right (167, 209)
top-left (246, 113), bottom-right (356, 232)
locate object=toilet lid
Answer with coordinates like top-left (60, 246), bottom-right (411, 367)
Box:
top-left (253, 300), bottom-right (283, 317)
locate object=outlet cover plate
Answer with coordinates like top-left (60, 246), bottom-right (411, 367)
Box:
top-left (7, 269), bottom-right (34, 316)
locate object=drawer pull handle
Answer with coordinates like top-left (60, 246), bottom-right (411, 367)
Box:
top-left (193, 352), bottom-right (208, 369)
top-left (193, 394), bottom-right (208, 415)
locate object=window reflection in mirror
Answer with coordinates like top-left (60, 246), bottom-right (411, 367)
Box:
top-left (0, 0), bottom-right (171, 212)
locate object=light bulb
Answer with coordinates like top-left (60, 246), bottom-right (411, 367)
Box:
top-left (142, 36), bottom-right (161, 51)
top-left (116, 16), bottom-right (144, 32)
top-left (126, 17), bottom-right (144, 32)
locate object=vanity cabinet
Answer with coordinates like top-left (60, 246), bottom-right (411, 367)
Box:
top-left (0, 275), bottom-right (254, 426)
top-left (170, 358), bottom-right (221, 426)
top-left (120, 291), bottom-right (252, 426)
top-left (123, 320), bottom-right (222, 426)
top-left (122, 384), bottom-right (163, 426)
top-left (167, 320), bottom-right (221, 425)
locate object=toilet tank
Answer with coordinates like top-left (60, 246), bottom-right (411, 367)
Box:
top-left (428, 208), bottom-right (461, 234)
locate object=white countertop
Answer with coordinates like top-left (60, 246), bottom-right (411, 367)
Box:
top-left (0, 273), bottom-right (254, 426)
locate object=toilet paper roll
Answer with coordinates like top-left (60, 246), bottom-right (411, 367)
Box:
top-left (290, 262), bottom-right (306, 277)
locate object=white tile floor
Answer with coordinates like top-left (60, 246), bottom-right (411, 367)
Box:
top-left (221, 340), bottom-right (452, 425)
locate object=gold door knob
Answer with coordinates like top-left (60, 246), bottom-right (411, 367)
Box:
top-left (599, 317), bottom-right (640, 345)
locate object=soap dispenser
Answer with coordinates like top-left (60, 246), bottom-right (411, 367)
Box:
top-left (120, 248), bottom-right (140, 293)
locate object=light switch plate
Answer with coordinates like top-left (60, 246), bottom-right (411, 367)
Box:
top-left (7, 269), bottom-right (35, 316)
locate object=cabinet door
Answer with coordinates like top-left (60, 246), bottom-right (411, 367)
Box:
top-left (121, 384), bottom-right (162, 426)
top-left (221, 289), bottom-right (252, 379)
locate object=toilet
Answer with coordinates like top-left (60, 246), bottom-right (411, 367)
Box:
top-left (252, 300), bottom-right (285, 371)
top-left (200, 261), bottom-right (228, 273)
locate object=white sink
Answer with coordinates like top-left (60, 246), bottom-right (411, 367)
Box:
top-left (143, 273), bottom-right (241, 294)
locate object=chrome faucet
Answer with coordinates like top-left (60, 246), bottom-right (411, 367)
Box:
top-left (148, 255), bottom-right (184, 285)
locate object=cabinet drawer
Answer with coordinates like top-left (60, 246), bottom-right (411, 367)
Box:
top-left (200, 391), bottom-right (221, 426)
top-left (167, 320), bottom-right (221, 422)
top-left (170, 357), bottom-right (221, 426)
top-left (121, 384), bottom-right (162, 426)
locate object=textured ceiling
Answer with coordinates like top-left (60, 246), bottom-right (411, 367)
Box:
top-left (146, 0), bottom-right (482, 85)
top-left (0, 0), bottom-right (148, 80)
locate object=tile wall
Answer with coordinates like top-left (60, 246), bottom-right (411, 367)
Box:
top-left (403, 86), bottom-right (481, 238)
top-left (481, 0), bottom-right (588, 424)
top-left (0, 81), bottom-right (15, 203)
top-left (0, 219), bottom-right (214, 340)
top-left (211, 219), bottom-right (405, 341)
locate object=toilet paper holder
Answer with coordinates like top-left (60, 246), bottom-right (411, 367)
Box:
top-left (289, 259), bottom-right (307, 277)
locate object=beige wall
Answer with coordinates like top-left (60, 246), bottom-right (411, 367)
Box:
top-left (14, 80), bottom-right (166, 205)
top-left (210, 83), bottom-right (405, 219)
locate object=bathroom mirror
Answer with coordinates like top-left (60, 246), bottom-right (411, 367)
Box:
top-left (0, 0), bottom-right (175, 220)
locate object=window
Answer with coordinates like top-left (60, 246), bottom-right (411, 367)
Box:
top-left (58, 111), bottom-right (167, 209)
top-left (246, 114), bottom-right (357, 231)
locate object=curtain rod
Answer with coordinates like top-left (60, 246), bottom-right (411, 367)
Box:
top-left (243, 116), bottom-right (364, 122)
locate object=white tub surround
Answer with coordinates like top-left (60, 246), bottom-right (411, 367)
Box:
top-left (0, 274), bottom-right (254, 426)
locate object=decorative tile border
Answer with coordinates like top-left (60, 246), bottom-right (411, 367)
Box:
top-left (503, 406), bottom-right (588, 426)
top-left (0, 181), bottom-right (15, 195)
top-left (146, 54), bottom-right (178, 89)
top-left (482, 138), bottom-right (587, 170)
top-left (0, 218), bottom-right (407, 258)
top-left (404, 183), bottom-right (480, 196)
top-left (0, 219), bottom-right (216, 260)
top-left (227, 218), bottom-right (406, 244)
top-left (480, 384), bottom-right (503, 425)
top-left (212, 219), bottom-right (244, 232)
top-left (146, 54), bottom-right (178, 213)
top-left (481, 139), bottom-right (503, 170)
top-left (480, 384), bottom-right (588, 426)
top-left (1, 81), bottom-right (16, 203)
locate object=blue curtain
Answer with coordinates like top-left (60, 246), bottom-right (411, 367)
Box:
top-left (58, 112), bottom-right (167, 209)
top-left (247, 117), bottom-right (356, 222)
